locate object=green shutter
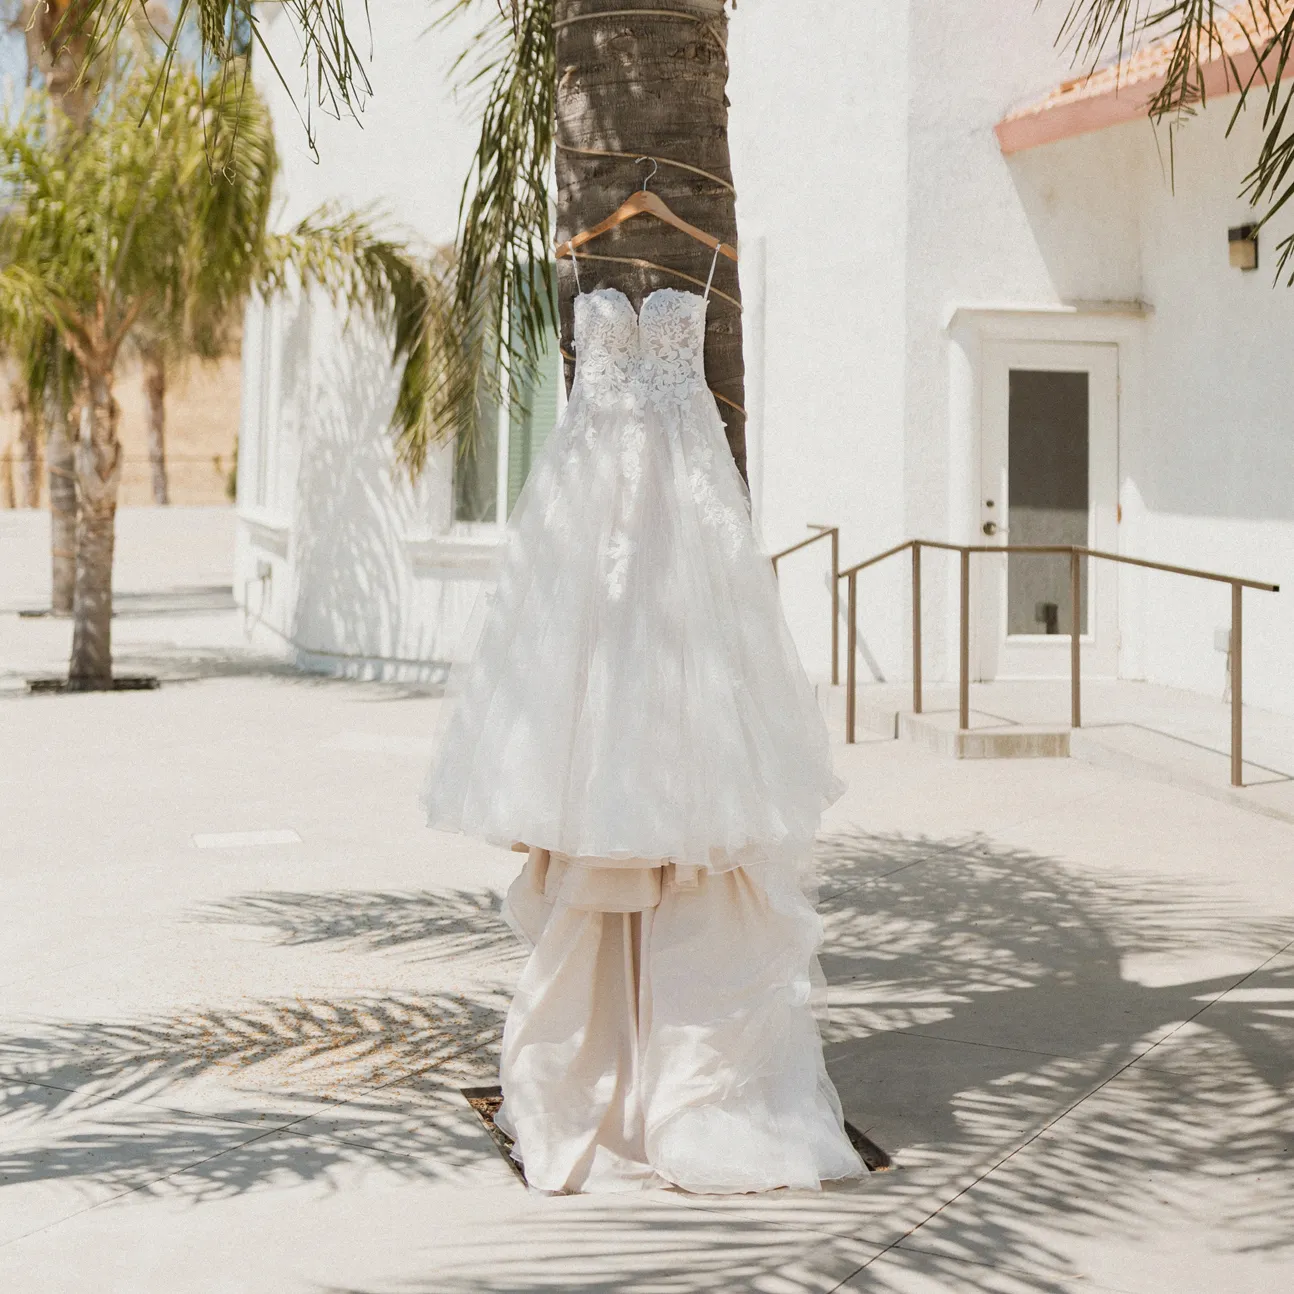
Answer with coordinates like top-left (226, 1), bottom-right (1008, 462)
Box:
top-left (453, 390), bottom-right (499, 523)
top-left (507, 326), bottom-right (560, 516)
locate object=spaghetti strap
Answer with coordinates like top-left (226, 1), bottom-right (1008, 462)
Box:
top-left (569, 245), bottom-right (583, 295)
top-left (702, 243), bottom-right (721, 302)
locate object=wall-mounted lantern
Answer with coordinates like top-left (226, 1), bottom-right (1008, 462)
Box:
top-left (1229, 224), bottom-right (1259, 271)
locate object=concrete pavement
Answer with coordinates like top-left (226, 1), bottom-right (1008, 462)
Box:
top-left (2, 508), bottom-right (1293, 1291)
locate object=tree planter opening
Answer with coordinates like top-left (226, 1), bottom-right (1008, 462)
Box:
top-left (459, 1083), bottom-right (893, 1181)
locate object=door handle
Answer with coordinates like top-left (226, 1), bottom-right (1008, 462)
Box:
top-left (982, 521), bottom-right (999, 536)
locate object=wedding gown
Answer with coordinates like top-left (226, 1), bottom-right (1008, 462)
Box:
top-left (422, 247), bottom-right (863, 1193)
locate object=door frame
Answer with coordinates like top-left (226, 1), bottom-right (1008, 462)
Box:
top-left (945, 304), bottom-right (1148, 685)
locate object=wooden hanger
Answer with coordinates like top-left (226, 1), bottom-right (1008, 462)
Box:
top-left (554, 158), bottom-right (738, 263)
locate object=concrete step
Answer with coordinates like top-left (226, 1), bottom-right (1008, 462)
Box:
top-left (813, 678), bottom-right (1294, 823)
top-left (817, 685), bottom-right (1069, 758)
top-left (897, 709), bottom-right (1069, 759)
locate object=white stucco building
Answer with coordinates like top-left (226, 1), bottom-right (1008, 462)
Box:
top-left (236, 2), bottom-right (1293, 718)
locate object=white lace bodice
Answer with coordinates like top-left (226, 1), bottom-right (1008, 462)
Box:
top-left (554, 279), bottom-right (748, 598)
top-left (572, 288), bottom-right (709, 408)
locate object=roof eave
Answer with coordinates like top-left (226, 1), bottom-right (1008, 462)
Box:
top-left (996, 44), bottom-right (1282, 154)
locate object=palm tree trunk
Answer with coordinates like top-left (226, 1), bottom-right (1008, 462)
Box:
top-left (141, 343), bottom-right (170, 505)
top-left (1, 443), bottom-right (14, 508)
top-left (68, 368), bottom-right (122, 688)
top-left (25, 2), bottom-right (95, 609)
top-left (16, 382), bottom-right (42, 507)
top-left (46, 388), bottom-right (78, 615)
top-left (554, 0), bottom-right (746, 478)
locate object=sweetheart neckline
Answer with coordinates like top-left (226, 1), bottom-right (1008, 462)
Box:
top-left (574, 286), bottom-right (705, 319)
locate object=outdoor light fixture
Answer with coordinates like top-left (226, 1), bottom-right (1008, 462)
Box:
top-left (1229, 224), bottom-right (1259, 271)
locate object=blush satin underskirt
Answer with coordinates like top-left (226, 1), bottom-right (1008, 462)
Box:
top-left (493, 847), bottom-right (865, 1195)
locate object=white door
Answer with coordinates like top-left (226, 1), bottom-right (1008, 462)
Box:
top-left (977, 341), bottom-right (1119, 679)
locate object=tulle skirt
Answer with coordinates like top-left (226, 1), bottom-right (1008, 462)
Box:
top-left (420, 381), bottom-right (843, 869)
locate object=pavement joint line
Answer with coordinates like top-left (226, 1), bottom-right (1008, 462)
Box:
top-left (685, 1177), bottom-right (979, 1254)
top-left (885, 1028), bottom-right (1091, 1062)
top-left (834, 929), bottom-right (1294, 1283)
top-left (818, 837), bottom-right (981, 911)
top-left (0, 1073), bottom-right (81, 1097)
top-left (0, 935), bottom-right (167, 995)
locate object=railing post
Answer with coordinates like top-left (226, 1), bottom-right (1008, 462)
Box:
top-left (959, 548), bottom-right (970, 732)
top-left (846, 570), bottom-right (858, 744)
top-left (911, 542), bottom-right (923, 714)
top-left (1070, 549), bottom-right (1082, 729)
top-left (830, 527), bottom-right (840, 687)
top-left (1232, 581), bottom-right (1243, 788)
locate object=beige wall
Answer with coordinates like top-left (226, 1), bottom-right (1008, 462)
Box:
top-left (0, 353), bottom-right (242, 510)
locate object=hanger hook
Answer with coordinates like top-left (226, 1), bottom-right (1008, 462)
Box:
top-left (636, 156), bottom-right (658, 192)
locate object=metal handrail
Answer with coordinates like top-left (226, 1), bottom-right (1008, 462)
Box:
top-left (771, 525), bottom-right (839, 685)
top-left (837, 539), bottom-right (1280, 788)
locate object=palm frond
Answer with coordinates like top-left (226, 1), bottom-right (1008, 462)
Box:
top-left (260, 212), bottom-right (471, 474)
top-left (58, 1), bottom-right (372, 153)
top-left (425, 0), bottom-right (555, 460)
top-left (1052, 1), bottom-right (1294, 279)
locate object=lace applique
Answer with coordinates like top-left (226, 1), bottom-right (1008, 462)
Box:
top-left (569, 286), bottom-right (746, 561)
top-left (604, 530), bottom-right (635, 600)
top-left (619, 417), bottom-right (646, 495)
top-left (573, 290), bottom-right (638, 408)
top-left (686, 435), bottom-right (748, 557)
top-left (638, 290), bottom-right (707, 411)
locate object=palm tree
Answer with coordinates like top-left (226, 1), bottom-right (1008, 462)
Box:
top-left (13, 0), bottom-right (96, 607)
top-left (8, 363), bottom-right (41, 507)
top-left (61, 1), bottom-right (746, 472)
top-left (430, 0), bottom-right (745, 473)
top-left (0, 63), bottom-right (444, 688)
top-left (553, 2), bottom-right (744, 470)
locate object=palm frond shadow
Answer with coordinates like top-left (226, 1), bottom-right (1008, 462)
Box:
top-left (813, 828), bottom-right (1294, 1275)
top-left (3, 829), bottom-right (1293, 1292)
top-left (0, 990), bottom-right (508, 1205)
top-left (310, 830), bottom-right (1294, 1293)
top-left (196, 887), bottom-right (518, 966)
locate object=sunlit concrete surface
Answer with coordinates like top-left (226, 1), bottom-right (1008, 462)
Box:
top-left (2, 512), bottom-right (1293, 1292)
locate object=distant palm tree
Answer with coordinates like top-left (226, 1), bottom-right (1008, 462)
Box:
top-left (0, 62), bottom-right (445, 688)
top-left (12, 0), bottom-right (96, 602)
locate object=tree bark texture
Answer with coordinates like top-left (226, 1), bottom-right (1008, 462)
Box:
top-left (554, 0), bottom-right (746, 478)
top-left (46, 389), bottom-right (78, 615)
top-left (0, 443), bottom-right (14, 509)
top-left (11, 377), bottom-right (42, 507)
top-left (68, 370), bottom-right (121, 687)
top-left (23, 1), bottom-right (94, 129)
top-left (141, 343), bottom-right (170, 505)
top-left (25, 2), bottom-right (95, 610)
